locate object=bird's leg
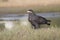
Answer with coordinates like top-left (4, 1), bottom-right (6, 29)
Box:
top-left (31, 21), bottom-right (40, 29)
top-left (34, 24), bottom-right (40, 29)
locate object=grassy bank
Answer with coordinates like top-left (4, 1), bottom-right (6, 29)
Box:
top-left (0, 5), bottom-right (60, 14)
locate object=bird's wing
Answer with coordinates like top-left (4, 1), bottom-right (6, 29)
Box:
top-left (37, 15), bottom-right (46, 20)
top-left (35, 15), bottom-right (47, 23)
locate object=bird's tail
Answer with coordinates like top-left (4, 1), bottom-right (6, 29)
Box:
top-left (47, 20), bottom-right (51, 22)
top-left (47, 23), bottom-right (50, 25)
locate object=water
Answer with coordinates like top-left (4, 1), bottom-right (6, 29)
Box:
top-left (0, 12), bottom-right (60, 20)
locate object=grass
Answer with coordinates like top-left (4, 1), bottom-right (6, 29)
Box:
top-left (0, 24), bottom-right (60, 40)
top-left (0, 18), bottom-right (60, 40)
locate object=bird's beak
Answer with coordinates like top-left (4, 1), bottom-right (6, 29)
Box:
top-left (27, 11), bottom-right (32, 14)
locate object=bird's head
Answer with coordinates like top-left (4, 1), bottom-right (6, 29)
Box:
top-left (27, 9), bottom-right (34, 14)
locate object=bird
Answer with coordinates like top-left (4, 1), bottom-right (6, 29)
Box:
top-left (27, 9), bottom-right (51, 29)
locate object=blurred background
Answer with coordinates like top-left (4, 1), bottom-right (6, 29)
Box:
top-left (0, 0), bottom-right (60, 40)
top-left (0, 0), bottom-right (60, 13)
